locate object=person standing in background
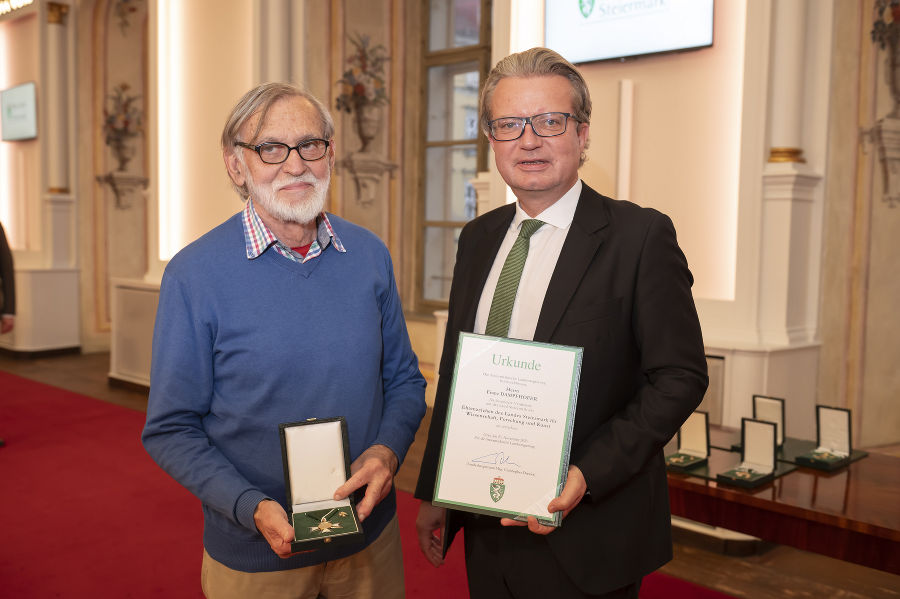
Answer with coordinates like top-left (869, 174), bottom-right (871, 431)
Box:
top-left (0, 221), bottom-right (15, 447)
top-left (0, 222), bottom-right (14, 336)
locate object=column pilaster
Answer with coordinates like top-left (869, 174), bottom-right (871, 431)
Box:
top-left (768, 0), bottom-right (807, 164)
top-left (45, 1), bottom-right (69, 193)
top-left (257, 0), bottom-right (291, 82)
top-left (759, 164), bottom-right (821, 346)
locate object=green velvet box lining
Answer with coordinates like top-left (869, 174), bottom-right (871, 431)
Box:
top-left (292, 505), bottom-right (360, 542)
top-left (795, 450), bottom-right (851, 471)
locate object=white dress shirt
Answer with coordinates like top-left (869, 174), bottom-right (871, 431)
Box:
top-left (474, 180), bottom-right (582, 341)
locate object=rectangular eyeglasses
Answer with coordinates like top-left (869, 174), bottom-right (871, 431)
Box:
top-left (489, 112), bottom-right (577, 141)
top-left (234, 139), bottom-right (330, 164)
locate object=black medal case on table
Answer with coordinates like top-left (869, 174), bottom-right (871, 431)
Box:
top-left (279, 417), bottom-right (363, 551)
top-left (795, 405), bottom-right (852, 471)
top-left (716, 418), bottom-right (777, 488)
top-left (727, 395), bottom-right (787, 452)
top-left (666, 411), bottom-right (710, 472)
top-left (753, 395), bottom-right (786, 447)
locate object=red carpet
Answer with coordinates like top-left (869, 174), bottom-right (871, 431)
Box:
top-left (0, 370), bottom-right (204, 598)
top-left (0, 370), bottom-right (732, 598)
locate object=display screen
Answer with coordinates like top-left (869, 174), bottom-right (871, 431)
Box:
top-left (545, 0), bottom-right (714, 64)
top-left (1, 81), bottom-right (38, 141)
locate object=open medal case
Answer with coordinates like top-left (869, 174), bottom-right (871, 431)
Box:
top-left (726, 395), bottom-right (787, 453)
top-left (666, 411), bottom-right (710, 472)
top-left (279, 417), bottom-right (363, 551)
top-left (716, 418), bottom-right (776, 488)
top-left (753, 395), bottom-right (786, 447)
top-left (795, 405), bottom-right (852, 471)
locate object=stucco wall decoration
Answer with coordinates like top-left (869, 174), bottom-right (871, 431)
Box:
top-left (335, 31), bottom-right (397, 209)
top-left (102, 82), bottom-right (142, 173)
top-left (112, 0), bottom-right (139, 34)
top-left (336, 33), bottom-right (389, 153)
top-left (872, 0), bottom-right (900, 207)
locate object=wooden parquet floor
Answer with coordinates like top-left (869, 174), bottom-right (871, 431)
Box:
top-left (2, 350), bottom-right (898, 598)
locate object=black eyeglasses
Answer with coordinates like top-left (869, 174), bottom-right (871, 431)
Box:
top-left (234, 139), bottom-right (330, 164)
top-left (489, 112), bottom-right (578, 141)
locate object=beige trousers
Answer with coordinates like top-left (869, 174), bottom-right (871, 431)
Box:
top-left (201, 515), bottom-right (405, 599)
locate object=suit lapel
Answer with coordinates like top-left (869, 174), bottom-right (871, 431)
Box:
top-left (457, 204), bottom-right (515, 331)
top-left (534, 186), bottom-right (609, 342)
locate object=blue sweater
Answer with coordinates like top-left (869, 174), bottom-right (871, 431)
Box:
top-left (142, 212), bottom-right (426, 572)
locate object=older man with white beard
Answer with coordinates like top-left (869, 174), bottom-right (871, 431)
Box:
top-left (142, 83), bottom-right (425, 599)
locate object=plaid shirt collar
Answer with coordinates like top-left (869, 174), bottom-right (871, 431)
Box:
top-left (241, 199), bottom-right (346, 263)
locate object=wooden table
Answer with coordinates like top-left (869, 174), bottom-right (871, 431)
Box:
top-left (667, 430), bottom-right (900, 575)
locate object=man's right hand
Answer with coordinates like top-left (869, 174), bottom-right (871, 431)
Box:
top-left (415, 501), bottom-right (446, 567)
top-left (254, 499), bottom-right (299, 558)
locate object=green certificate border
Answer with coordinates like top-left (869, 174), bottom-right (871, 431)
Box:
top-left (433, 333), bottom-right (583, 527)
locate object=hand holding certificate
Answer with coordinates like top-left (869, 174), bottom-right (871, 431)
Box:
top-left (433, 333), bottom-right (582, 526)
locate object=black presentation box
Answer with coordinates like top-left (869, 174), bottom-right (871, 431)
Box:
top-left (716, 418), bottom-right (776, 489)
top-left (753, 395), bottom-right (786, 447)
top-left (666, 411), bottom-right (710, 472)
top-left (279, 417), bottom-right (363, 551)
top-left (795, 405), bottom-right (852, 471)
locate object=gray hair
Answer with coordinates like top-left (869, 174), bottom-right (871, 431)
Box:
top-left (221, 82), bottom-right (335, 198)
top-left (480, 47), bottom-right (591, 165)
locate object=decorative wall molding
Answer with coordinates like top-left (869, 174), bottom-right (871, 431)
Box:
top-left (762, 165), bottom-right (822, 202)
top-left (873, 0), bottom-right (900, 207)
top-left (325, 8), bottom-right (401, 244)
top-left (95, 172), bottom-right (148, 208)
top-left (333, 31), bottom-right (397, 219)
top-left (758, 163), bottom-right (823, 347)
top-left (768, 147), bottom-right (807, 163)
top-left (46, 1), bottom-right (69, 25)
top-left (101, 82), bottom-right (143, 173)
top-left (337, 153), bottom-right (397, 207)
top-left (874, 116), bottom-right (900, 207)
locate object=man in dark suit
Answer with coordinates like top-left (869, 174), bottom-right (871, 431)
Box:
top-left (414, 47), bottom-right (708, 598)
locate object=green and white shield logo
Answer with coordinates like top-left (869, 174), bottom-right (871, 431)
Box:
top-left (489, 476), bottom-right (505, 503)
top-left (579, 0), bottom-right (595, 18)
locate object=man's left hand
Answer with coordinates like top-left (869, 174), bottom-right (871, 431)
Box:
top-left (333, 444), bottom-right (399, 521)
top-left (499, 464), bottom-right (587, 535)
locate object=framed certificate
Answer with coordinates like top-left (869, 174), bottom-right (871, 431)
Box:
top-left (433, 333), bottom-right (583, 527)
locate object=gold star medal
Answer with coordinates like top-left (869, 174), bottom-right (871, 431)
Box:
top-left (311, 519), bottom-right (343, 534)
top-left (305, 508), bottom-right (343, 534)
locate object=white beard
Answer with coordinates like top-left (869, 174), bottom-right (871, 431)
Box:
top-left (247, 172), bottom-right (329, 225)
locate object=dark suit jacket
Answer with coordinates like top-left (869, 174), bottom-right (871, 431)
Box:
top-left (414, 184), bottom-right (708, 594)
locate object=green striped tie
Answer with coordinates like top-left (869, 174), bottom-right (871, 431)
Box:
top-left (484, 219), bottom-right (545, 337)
